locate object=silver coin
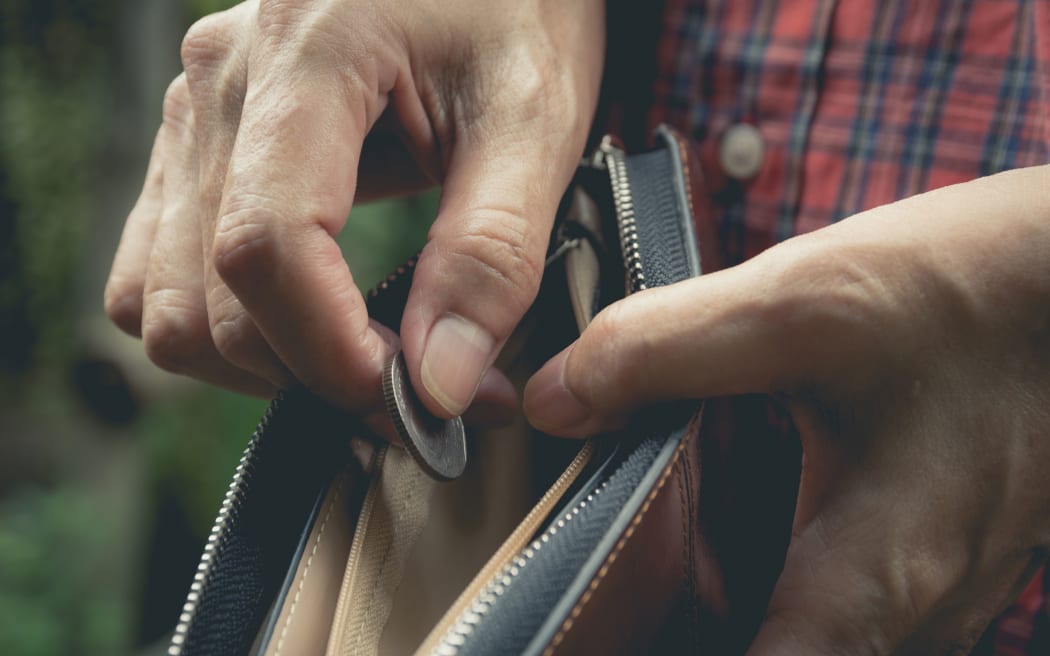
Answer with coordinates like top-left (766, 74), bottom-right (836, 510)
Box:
top-left (382, 351), bottom-right (467, 481)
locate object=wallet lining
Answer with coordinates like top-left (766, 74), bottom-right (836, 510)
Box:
top-left (327, 445), bottom-right (435, 656)
top-left (255, 158), bottom-right (611, 656)
top-left (416, 439), bottom-right (595, 654)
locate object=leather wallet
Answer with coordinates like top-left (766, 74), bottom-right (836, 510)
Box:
top-left (164, 126), bottom-right (794, 656)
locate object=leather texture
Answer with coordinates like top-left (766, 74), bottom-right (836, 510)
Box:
top-left (173, 128), bottom-right (716, 656)
top-left (260, 467), bottom-right (359, 656)
top-left (545, 414), bottom-right (704, 655)
top-left (544, 129), bottom-right (801, 655)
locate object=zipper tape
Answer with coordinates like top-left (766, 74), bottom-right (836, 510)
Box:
top-left (418, 441), bottom-right (595, 655)
top-left (433, 136), bottom-right (704, 656)
top-left (171, 131), bottom-right (704, 656)
top-left (170, 391), bottom-right (352, 656)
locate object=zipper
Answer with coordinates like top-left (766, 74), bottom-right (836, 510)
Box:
top-left (599, 137), bottom-right (647, 293)
top-left (168, 397), bottom-right (280, 656)
top-left (424, 139), bottom-right (646, 656)
top-left (421, 441), bottom-right (596, 656)
top-left (324, 445), bottom-right (387, 656)
top-left (367, 255), bottom-right (418, 301)
top-left (168, 260), bottom-right (419, 656)
top-left (171, 136), bottom-right (642, 655)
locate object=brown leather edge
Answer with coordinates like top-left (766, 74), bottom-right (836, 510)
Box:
top-left (659, 124), bottom-right (723, 273)
top-left (542, 409), bottom-right (703, 655)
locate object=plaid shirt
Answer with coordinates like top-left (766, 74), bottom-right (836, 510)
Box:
top-left (626, 0), bottom-right (1050, 653)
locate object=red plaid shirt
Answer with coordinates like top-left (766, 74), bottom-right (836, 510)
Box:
top-left (617, 0), bottom-right (1050, 653)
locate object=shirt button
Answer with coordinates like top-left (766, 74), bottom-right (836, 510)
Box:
top-left (718, 123), bottom-right (765, 180)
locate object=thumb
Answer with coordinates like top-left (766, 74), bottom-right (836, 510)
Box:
top-left (524, 253), bottom-right (828, 437)
top-left (401, 127), bottom-right (587, 417)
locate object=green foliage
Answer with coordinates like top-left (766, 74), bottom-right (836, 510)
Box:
top-left (186, 0), bottom-right (238, 20)
top-left (340, 192), bottom-right (439, 291)
top-left (0, 0), bottom-right (113, 371)
top-left (0, 52), bottom-right (108, 368)
top-left (0, 488), bottom-right (129, 655)
top-left (139, 388), bottom-right (272, 533)
top-left (0, 1), bottom-right (441, 653)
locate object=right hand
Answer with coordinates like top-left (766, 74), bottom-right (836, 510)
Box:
top-left (104, 0), bottom-right (605, 416)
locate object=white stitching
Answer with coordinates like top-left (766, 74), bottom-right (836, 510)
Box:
top-left (543, 412), bottom-right (702, 655)
top-left (275, 476), bottom-right (344, 654)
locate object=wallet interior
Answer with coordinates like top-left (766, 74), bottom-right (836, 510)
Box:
top-left (252, 184), bottom-right (624, 656)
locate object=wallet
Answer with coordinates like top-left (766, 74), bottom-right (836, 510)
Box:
top-left (164, 126), bottom-right (799, 655)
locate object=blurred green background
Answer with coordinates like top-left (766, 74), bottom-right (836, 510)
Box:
top-left (0, 1), bottom-right (435, 653)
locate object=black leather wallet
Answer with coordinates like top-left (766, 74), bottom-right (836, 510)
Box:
top-left (168, 125), bottom-right (709, 656)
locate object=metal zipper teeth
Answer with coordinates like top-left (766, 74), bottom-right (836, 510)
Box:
top-left (430, 142), bottom-right (646, 656)
top-left (601, 144), bottom-right (647, 293)
top-left (324, 445), bottom-right (386, 656)
top-left (168, 397), bottom-right (279, 656)
top-left (430, 478), bottom-right (611, 656)
top-left (367, 255), bottom-right (418, 300)
top-left (168, 259), bottom-right (420, 656)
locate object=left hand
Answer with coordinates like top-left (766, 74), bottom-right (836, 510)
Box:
top-left (525, 166), bottom-right (1050, 654)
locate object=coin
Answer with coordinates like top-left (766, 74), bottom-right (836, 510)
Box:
top-left (382, 350), bottom-right (468, 481)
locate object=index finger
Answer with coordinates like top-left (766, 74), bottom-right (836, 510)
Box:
top-left (210, 50), bottom-right (396, 409)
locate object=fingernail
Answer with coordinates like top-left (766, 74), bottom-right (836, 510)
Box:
top-left (421, 314), bottom-right (495, 416)
top-left (524, 347), bottom-right (590, 432)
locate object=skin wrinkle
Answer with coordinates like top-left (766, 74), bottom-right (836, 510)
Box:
top-left (208, 309), bottom-right (263, 361)
top-left (181, 9), bottom-right (243, 79)
top-left (530, 166), bottom-right (1050, 653)
top-left (108, 0), bottom-right (1050, 648)
top-left (432, 210), bottom-right (545, 300)
top-left (161, 76), bottom-right (195, 134)
top-left (141, 296), bottom-right (213, 374)
top-left (111, 0), bottom-right (604, 420)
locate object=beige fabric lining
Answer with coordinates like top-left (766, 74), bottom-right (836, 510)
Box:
top-left (327, 446), bottom-right (435, 656)
top-left (253, 191), bottom-right (606, 654)
top-left (261, 470), bottom-right (354, 656)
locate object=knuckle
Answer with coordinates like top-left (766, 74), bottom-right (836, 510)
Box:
top-left (181, 10), bottom-right (248, 121)
top-left (882, 541), bottom-right (958, 630)
top-left (181, 12), bottom-right (235, 73)
top-left (208, 305), bottom-right (260, 366)
top-left (482, 46), bottom-right (584, 140)
top-left (141, 291), bottom-right (212, 374)
top-left (576, 301), bottom-right (641, 404)
top-left (162, 74), bottom-right (194, 132)
top-left (761, 241), bottom-right (895, 361)
top-left (211, 205), bottom-right (280, 284)
top-left (509, 52), bottom-right (568, 115)
top-left (256, 0), bottom-right (307, 41)
top-left (778, 239), bottom-right (890, 321)
top-left (254, 1), bottom-right (368, 81)
top-left (104, 277), bottom-right (144, 337)
top-left (437, 211), bottom-right (544, 310)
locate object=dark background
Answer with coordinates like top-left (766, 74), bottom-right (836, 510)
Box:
top-left (0, 1), bottom-right (435, 653)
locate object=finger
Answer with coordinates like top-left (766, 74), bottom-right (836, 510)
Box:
top-left (400, 122), bottom-right (589, 418)
top-left (105, 125), bottom-right (166, 337)
top-left (363, 362), bottom-right (517, 446)
top-left (207, 28), bottom-right (397, 410)
top-left (462, 367), bottom-right (518, 428)
top-left (523, 247), bottom-right (877, 437)
top-left (181, 2), bottom-right (292, 386)
top-left (141, 75), bottom-right (274, 397)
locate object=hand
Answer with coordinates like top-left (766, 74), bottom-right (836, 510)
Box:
top-left (525, 166), bottom-right (1050, 654)
top-left (105, 0), bottom-right (604, 416)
